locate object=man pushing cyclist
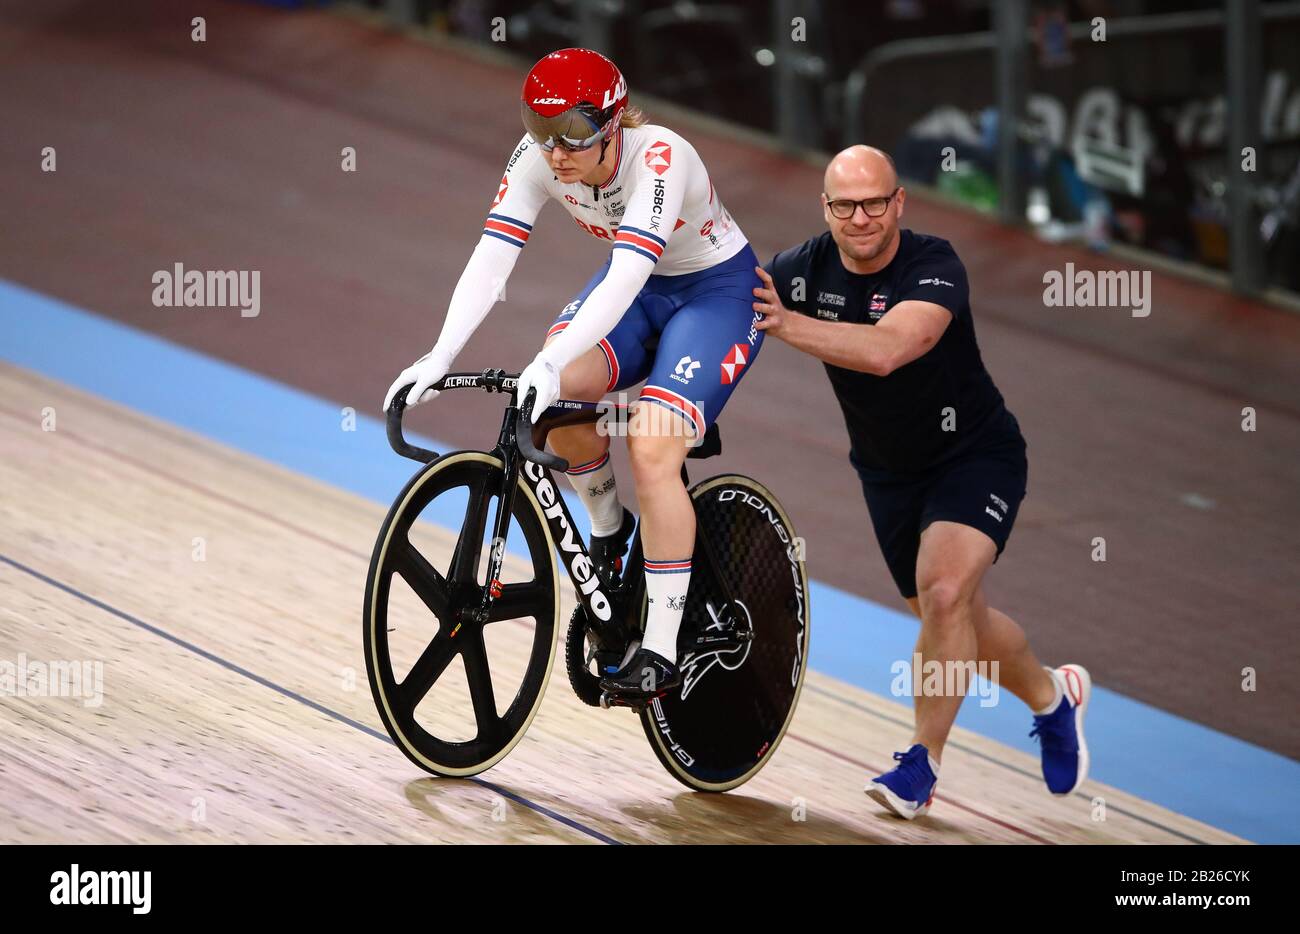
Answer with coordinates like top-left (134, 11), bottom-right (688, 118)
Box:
top-left (385, 49), bottom-right (764, 703)
top-left (756, 145), bottom-right (1091, 819)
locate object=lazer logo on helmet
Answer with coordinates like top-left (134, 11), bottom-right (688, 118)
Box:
top-left (532, 97), bottom-right (568, 105)
top-left (601, 77), bottom-right (626, 110)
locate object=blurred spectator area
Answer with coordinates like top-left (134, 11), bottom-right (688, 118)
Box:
top-left (348, 0), bottom-right (1300, 296)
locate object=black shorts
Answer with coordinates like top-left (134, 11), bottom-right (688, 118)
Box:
top-left (852, 439), bottom-right (1028, 600)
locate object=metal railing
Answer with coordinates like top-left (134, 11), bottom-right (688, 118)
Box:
top-left (843, 4), bottom-right (1300, 146)
top-left (840, 1), bottom-right (1300, 296)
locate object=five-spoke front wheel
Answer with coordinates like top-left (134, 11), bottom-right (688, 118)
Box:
top-left (364, 452), bottom-right (559, 776)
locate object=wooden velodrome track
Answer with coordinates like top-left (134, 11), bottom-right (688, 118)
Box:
top-left (1, 0), bottom-right (1297, 764)
top-left (0, 364), bottom-right (1242, 844)
top-left (1, 1), bottom-right (1295, 843)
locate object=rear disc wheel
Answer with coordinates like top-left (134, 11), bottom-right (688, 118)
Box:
top-left (639, 474), bottom-right (811, 791)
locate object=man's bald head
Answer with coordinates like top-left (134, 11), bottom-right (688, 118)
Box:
top-left (821, 145), bottom-right (905, 272)
top-left (821, 145), bottom-right (894, 199)
top-left (824, 145), bottom-right (898, 198)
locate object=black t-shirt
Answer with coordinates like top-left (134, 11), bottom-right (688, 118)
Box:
top-left (765, 229), bottom-right (1022, 479)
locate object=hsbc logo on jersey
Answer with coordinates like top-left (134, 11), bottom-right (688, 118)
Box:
top-left (492, 174), bottom-right (509, 208)
top-left (645, 141), bottom-right (672, 175)
top-left (720, 344), bottom-right (749, 384)
top-left (649, 179), bottom-right (666, 233)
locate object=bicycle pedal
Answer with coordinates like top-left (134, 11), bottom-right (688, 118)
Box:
top-left (693, 631), bottom-right (751, 650)
top-left (598, 690), bottom-right (664, 711)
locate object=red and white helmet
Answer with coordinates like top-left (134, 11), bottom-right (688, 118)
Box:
top-left (521, 48), bottom-right (628, 151)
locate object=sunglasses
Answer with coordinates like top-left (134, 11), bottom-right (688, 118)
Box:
top-left (525, 98), bottom-right (611, 154)
top-left (537, 131), bottom-right (603, 154)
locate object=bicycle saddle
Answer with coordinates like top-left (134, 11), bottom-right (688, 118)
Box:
top-left (687, 422), bottom-right (721, 460)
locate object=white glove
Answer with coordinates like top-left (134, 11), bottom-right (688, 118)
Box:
top-left (515, 353), bottom-right (561, 423)
top-left (383, 347), bottom-right (454, 411)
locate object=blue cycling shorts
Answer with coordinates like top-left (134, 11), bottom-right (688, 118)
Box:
top-left (545, 243), bottom-right (764, 438)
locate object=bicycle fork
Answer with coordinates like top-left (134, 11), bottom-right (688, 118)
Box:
top-left (474, 402), bottom-right (633, 652)
top-left (461, 403), bottom-right (528, 626)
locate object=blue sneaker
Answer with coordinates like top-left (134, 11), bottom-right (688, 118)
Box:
top-left (865, 744), bottom-right (939, 820)
top-left (1030, 664), bottom-right (1091, 795)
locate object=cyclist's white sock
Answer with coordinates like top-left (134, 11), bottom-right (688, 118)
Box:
top-left (641, 558), bottom-right (691, 662)
top-left (564, 451), bottom-right (624, 536)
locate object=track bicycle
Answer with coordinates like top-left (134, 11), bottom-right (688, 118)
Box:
top-left (363, 369), bottom-right (811, 791)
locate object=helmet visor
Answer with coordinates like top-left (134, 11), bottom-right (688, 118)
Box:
top-left (521, 101), bottom-right (605, 152)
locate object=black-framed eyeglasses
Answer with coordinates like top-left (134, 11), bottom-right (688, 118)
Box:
top-left (825, 187), bottom-right (900, 219)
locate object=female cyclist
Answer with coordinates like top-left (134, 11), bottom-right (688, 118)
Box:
top-left (384, 48), bottom-right (764, 700)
